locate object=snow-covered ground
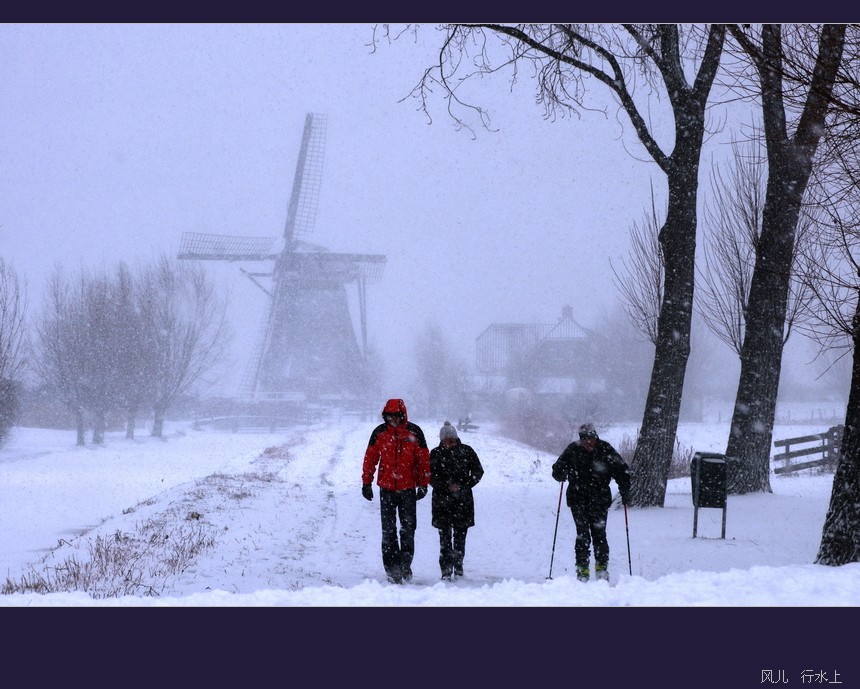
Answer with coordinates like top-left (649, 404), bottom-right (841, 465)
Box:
top-left (0, 416), bottom-right (854, 607)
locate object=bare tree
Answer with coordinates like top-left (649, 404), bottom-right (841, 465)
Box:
top-left (413, 321), bottom-right (470, 419)
top-left (722, 24), bottom-right (846, 494)
top-left (142, 255), bottom-right (230, 438)
top-left (384, 23), bottom-right (726, 507)
top-left (593, 302), bottom-right (654, 422)
top-left (0, 259), bottom-right (27, 442)
top-left (698, 138), bottom-right (815, 356)
top-left (793, 205), bottom-right (860, 566)
top-left (33, 267), bottom-right (89, 445)
top-left (611, 191), bottom-right (664, 346)
top-left (698, 140), bottom-right (763, 355)
top-left (112, 262), bottom-right (157, 439)
top-left (80, 269), bottom-right (126, 445)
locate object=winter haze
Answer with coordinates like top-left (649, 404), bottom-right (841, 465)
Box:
top-left (3, 22), bottom-right (813, 404)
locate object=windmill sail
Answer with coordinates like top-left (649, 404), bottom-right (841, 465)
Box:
top-left (283, 112), bottom-right (326, 245)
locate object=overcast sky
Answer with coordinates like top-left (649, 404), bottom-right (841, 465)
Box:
top-left (1, 23), bottom-right (835, 400)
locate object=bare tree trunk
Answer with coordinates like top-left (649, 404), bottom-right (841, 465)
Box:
top-left (144, 254), bottom-right (229, 440)
top-left (125, 412), bottom-right (136, 440)
top-left (724, 160), bottom-right (804, 494)
top-left (92, 410), bottom-right (106, 445)
top-left (815, 296), bottom-right (860, 565)
top-left (75, 412), bottom-right (86, 447)
top-left (629, 154), bottom-right (699, 507)
top-left (151, 408), bottom-right (165, 439)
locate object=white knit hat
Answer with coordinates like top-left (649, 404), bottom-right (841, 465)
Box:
top-left (440, 421), bottom-right (459, 440)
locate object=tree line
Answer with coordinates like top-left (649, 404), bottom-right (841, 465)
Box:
top-left (0, 254), bottom-right (228, 445)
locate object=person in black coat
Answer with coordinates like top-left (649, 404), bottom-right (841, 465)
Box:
top-left (430, 421), bottom-right (484, 580)
top-left (551, 422), bottom-right (630, 582)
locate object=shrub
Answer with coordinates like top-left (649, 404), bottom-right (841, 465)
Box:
top-left (617, 432), bottom-right (694, 479)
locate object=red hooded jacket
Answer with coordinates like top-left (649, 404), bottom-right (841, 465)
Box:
top-left (361, 399), bottom-right (431, 491)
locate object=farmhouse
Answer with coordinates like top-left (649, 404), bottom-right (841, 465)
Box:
top-left (474, 305), bottom-right (606, 409)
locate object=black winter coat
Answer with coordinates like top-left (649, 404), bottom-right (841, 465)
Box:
top-left (429, 440), bottom-right (484, 529)
top-left (551, 439), bottom-right (631, 513)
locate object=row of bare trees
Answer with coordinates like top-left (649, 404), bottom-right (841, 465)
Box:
top-left (381, 23), bottom-right (859, 564)
top-left (612, 26), bottom-right (859, 564)
top-left (30, 255), bottom-right (229, 445)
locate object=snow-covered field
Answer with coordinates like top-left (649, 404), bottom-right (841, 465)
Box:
top-left (0, 416), bottom-right (853, 607)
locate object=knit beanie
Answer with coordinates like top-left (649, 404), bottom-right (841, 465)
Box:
top-left (440, 421), bottom-right (459, 440)
top-left (578, 422), bottom-right (599, 439)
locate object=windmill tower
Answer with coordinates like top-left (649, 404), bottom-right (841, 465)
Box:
top-left (178, 113), bottom-right (386, 404)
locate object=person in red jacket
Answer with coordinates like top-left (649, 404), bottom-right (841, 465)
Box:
top-left (361, 399), bottom-right (430, 584)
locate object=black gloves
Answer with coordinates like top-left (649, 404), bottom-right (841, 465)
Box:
top-left (363, 485), bottom-right (427, 500)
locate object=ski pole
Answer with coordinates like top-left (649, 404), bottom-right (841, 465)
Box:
top-left (624, 503), bottom-right (632, 576)
top-left (547, 481), bottom-right (565, 579)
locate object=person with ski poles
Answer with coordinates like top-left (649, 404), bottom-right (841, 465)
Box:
top-left (429, 421), bottom-right (484, 581)
top-left (361, 398), bottom-right (431, 584)
top-left (551, 422), bottom-right (630, 582)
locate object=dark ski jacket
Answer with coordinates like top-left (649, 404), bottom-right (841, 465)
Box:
top-left (551, 438), bottom-right (630, 513)
top-left (429, 439), bottom-right (484, 528)
top-left (362, 399), bottom-right (431, 492)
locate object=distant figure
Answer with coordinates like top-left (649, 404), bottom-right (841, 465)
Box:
top-left (430, 421), bottom-right (484, 581)
top-left (551, 422), bottom-right (630, 582)
top-left (361, 399), bottom-right (430, 584)
top-left (456, 414), bottom-right (476, 432)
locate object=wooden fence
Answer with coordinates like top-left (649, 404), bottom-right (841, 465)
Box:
top-left (772, 425), bottom-right (844, 475)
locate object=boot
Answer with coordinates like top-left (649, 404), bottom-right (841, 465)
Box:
top-left (595, 563), bottom-right (609, 581)
top-left (576, 564), bottom-right (590, 582)
top-left (439, 553), bottom-right (453, 581)
top-left (385, 565), bottom-right (403, 584)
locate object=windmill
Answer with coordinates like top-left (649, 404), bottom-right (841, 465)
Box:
top-left (178, 113), bottom-right (386, 404)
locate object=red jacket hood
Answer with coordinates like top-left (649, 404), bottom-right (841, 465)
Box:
top-left (382, 398), bottom-right (408, 421)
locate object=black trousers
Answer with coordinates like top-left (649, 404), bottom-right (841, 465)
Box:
top-left (570, 506), bottom-right (610, 568)
top-left (379, 488), bottom-right (417, 580)
top-left (437, 524), bottom-right (468, 576)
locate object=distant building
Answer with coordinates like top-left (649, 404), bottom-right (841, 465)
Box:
top-left (475, 305), bottom-right (606, 407)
